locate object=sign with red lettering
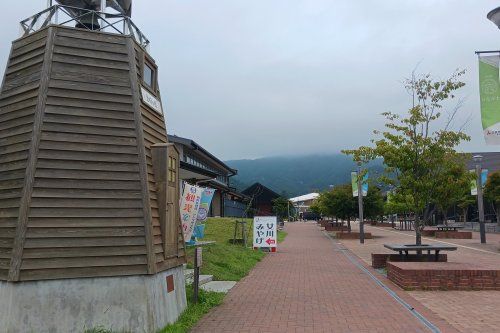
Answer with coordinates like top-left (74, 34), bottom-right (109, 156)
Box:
top-left (253, 216), bottom-right (277, 249)
top-left (180, 182), bottom-right (203, 242)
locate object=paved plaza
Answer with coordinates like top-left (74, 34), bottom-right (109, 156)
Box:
top-left (192, 222), bottom-right (462, 333)
top-left (338, 224), bottom-right (500, 333)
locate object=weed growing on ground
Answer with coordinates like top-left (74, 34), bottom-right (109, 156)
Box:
top-left (84, 326), bottom-right (130, 333)
top-left (159, 285), bottom-right (225, 333)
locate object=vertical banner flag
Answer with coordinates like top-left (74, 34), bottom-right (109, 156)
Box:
top-left (253, 216), bottom-right (277, 248)
top-left (478, 55), bottom-right (500, 144)
top-left (470, 169), bottom-right (489, 196)
top-left (180, 182), bottom-right (203, 242)
top-left (197, 188), bottom-right (215, 222)
top-left (351, 171), bottom-right (368, 197)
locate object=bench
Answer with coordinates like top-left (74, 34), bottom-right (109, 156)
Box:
top-left (436, 224), bottom-right (464, 232)
top-left (371, 253), bottom-right (448, 269)
top-left (384, 243), bottom-right (457, 261)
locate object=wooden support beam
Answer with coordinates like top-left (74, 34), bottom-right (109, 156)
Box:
top-left (8, 27), bottom-right (56, 281)
top-left (126, 37), bottom-right (156, 274)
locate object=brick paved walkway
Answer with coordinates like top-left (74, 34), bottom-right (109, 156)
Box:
top-left (191, 222), bottom-right (445, 333)
top-left (339, 223), bottom-right (500, 333)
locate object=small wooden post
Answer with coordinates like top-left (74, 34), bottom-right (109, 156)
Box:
top-left (193, 246), bottom-right (202, 303)
top-left (241, 221), bottom-right (247, 247)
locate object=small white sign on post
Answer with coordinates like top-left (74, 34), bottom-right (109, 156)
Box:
top-left (195, 247), bottom-right (202, 267)
top-left (253, 216), bottom-right (277, 250)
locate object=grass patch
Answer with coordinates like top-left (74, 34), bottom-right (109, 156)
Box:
top-left (159, 285), bottom-right (224, 333)
top-left (277, 230), bottom-right (287, 243)
top-left (186, 217), bottom-right (265, 281)
top-left (161, 217), bottom-right (286, 332)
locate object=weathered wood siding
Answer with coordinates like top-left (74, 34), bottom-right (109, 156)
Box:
top-left (17, 27), bottom-right (149, 281)
top-left (133, 45), bottom-right (185, 272)
top-left (0, 26), bottom-right (185, 281)
top-left (0, 29), bottom-right (48, 280)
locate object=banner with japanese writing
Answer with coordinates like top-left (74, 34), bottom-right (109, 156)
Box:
top-left (180, 182), bottom-right (203, 242)
top-left (253, 216), bottom-right (277, 248)
top-left (470, 169), bottom-right (488, 196)
top-left (351, 171), bottom-right (368, 197)
top-left (479, 55), bottom-right (500, 144)
top-left (197, 187), bottom-right (215, 222)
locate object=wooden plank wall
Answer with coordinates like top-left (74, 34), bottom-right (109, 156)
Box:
top-left (0, 26), bottom-right (185, 281)
top-left (17, 28), bottom-right (149, 281)
top-left (0, 30), bottom-right (48, 281)
top-left (134, 45), bottom-right (185, 272)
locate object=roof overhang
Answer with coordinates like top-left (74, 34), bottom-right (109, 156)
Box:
top-left (168, 135), bottom-right (237, 176)
top-left (179, 161), bottom-right (217, 182)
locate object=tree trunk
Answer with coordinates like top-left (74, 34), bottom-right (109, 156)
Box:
top-left (415, 215), bottom-right (422, 246)
top-left (347, 217), bottom-right (351, 232)
top-left (462, 207), bottom-right (468, 223)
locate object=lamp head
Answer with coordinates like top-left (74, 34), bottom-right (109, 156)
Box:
top-left (55, 0), bottom-right (132, 17)
top-left (487, 7), bottom-right (500, 28)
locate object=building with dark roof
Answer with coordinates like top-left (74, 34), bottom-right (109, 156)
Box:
top-left (168, 135), bottom-right (248, 217)
top-left (242, 182), bottom-right (281, 216)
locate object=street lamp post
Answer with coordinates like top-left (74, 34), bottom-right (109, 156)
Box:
top-left (474, 155), bottom-right (486, 244)
top-left (357, 162), bottom-right (365, 244)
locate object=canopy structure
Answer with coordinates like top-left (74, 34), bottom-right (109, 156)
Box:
top-left (55, 0), bottom-right (132, 17)
top-left (289, 193), bottom-right (320, 203)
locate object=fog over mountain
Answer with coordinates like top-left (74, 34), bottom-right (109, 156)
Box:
top-left (226, 154), bottom-right (384, 197)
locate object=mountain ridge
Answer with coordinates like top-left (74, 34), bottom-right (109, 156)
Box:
top-left (226, 153), bottom-right (384, 197)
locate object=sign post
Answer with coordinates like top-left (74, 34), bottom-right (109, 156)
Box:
top-left (193, 247), bottom-right (202, 303)
top-left (351, 166), bottom-right (368, 244)
top-left (472, 155), bottom-right (488, 243)
top-left (253, 216), bottom-right (277, 252)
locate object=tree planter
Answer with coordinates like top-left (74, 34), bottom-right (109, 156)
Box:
top-left (335, 232), bottom-right (372, 239)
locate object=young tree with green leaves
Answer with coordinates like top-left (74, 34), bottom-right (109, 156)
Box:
top-left (363, 186), bottom-right (385, 221)
top-left (315, 184), bottom-right (357, 229)
top-left (344, 70), bottom-right (470, 245)
top-left (432, 154), bottom-right (473, 223)
top-left (457, 191), bottom-right (475, 223)
top-left (484, 171), bottom-right (500, 226)
top-left (272, 197), bottom-right (291, 221)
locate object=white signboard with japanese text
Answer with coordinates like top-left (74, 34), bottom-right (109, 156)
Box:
top-left (253, 216), bottom-right (277, 248)
top-left (141, 86), bottom-right (163, 114)
top-left (180, 182), bottom-right (203, 242)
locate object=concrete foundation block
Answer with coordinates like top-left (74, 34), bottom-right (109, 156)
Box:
top-left (0, 266), bottom-right (186, 333)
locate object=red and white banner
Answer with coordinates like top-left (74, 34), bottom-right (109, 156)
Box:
top-left (180, 182), bottom-right (203, 242)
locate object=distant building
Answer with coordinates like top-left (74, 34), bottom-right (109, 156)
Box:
top-left (466, 152), bottom-right (500, 172)
top-left (290, 193), bottom-right (320, 219)
top-left (242, 183), bottom-right (281, 216)
top-left (168, 135), bottom-right (247, 217)
top-left (290, 193), bottom-right (319, 213)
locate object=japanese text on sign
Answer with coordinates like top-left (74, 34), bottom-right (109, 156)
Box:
top-left (180, 182), bottom-right (203, 242)
top-left (253, 216), bottom-right (277, 248)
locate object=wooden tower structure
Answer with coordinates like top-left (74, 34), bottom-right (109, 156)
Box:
top-left (0, 2), bottom-right (186, 331)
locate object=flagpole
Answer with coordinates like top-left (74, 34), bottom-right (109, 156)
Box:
top-left (357, 162), bottom-right (365, 244)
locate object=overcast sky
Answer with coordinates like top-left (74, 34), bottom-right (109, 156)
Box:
top-left (1, 1), bottom-right (500, 160)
